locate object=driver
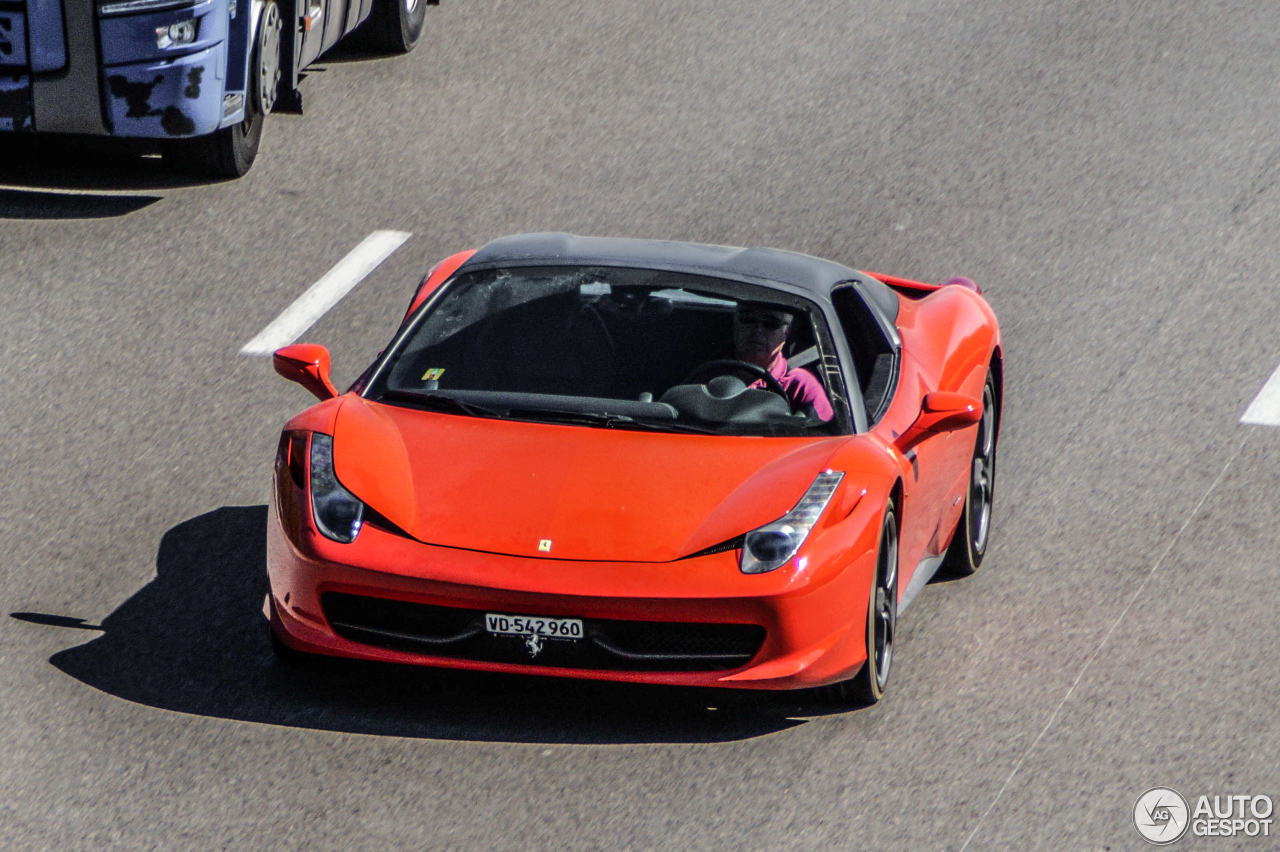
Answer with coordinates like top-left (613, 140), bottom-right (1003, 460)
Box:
top-left (734, 304), bottom-right (834, 421)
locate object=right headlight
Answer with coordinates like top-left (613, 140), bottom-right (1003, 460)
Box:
top-left (740, 470), bottom-right (844, 574)
top-left (309, 433), bottom-right (364, 543)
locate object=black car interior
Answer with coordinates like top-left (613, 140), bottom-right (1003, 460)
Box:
top-left (831, 284), bottom-right (898, 424)
top-left (378, 269), bottom-right (889, 432)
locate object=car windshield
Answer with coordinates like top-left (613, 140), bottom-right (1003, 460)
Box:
top-left (367, 266), bottom-right (844, 436)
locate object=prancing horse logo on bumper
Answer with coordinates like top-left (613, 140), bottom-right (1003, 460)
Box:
top-left (525, 634), bottom-right (544, 657)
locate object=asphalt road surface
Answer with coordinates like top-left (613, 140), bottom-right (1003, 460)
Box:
top-left (3, 1), bottom-right (1280, 849)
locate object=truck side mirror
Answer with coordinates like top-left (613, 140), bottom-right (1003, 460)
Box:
top-left (273, 344), bottom-right (338, 401)
top-left (894, 392), bottom-right (982, 453)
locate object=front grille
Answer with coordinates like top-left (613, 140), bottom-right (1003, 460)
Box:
top-left (321, 592), bottom-right (766, 672)
top-left (324, 593), bottom-right (482, 646)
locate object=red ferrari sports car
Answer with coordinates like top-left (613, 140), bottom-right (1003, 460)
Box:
top-left (266, 234), bottom-right (1001, 704)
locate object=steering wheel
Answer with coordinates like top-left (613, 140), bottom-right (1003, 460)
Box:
top-left (681, 359), bottom-right (793, 412)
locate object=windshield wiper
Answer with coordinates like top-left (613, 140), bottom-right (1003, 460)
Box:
top-left (380, 390), bottom-right (502, 419)
top-left (381, 394), bottom-right (721, 433)
top-left (507, 408), bottom-right (638, 428)
top-left (509, 408), bottom-right (720, 434)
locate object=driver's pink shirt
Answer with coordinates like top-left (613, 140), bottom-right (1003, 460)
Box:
top-left (750, 355), bottom-right (834, 421)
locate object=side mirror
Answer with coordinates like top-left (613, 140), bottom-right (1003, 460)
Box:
top-left (273, 343), bottom-right (338, 401)
top-left (894, 391), bottom-right (982, 453)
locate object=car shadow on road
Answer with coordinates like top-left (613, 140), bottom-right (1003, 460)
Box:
top-left (20, 506), bottom-right (810, 744)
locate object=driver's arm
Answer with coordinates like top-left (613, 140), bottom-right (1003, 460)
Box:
top-left (786, 368), bottom-right (834, 422)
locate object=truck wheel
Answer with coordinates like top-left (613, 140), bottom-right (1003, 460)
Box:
top-left (363, 0), bottom-right (426, 54)
top-left (168, 1), bottom-right (281, 177)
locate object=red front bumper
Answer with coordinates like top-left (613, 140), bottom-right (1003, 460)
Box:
top-left (266, 495), bottom-right (880, 692)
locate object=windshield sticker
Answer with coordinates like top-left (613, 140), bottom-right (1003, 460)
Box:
top-left (421, 368), bottom-right (446, 381)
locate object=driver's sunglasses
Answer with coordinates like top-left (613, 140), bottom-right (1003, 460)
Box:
top-left (736, 312), bottom-right (788, 331)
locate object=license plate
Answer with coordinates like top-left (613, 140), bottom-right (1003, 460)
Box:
top-left (485, 613), bottom-right (583, 641)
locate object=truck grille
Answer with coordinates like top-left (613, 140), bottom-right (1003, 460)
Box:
top-left (321, 592), bottom-right (766, 673)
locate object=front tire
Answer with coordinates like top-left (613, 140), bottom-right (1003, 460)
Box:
top-left (942, 369), bottom-right (998, 577)
top-left (821, 500), bottom-right (898, 706)
top-left (167, 0), bottom-right (281, 177)
top-left (362, 0), bottom-right (427, 54)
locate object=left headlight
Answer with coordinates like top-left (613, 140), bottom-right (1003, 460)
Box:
top-left (740, 470), bottom-right (844, 574)
top-left (310, 434), bottom-right (364, 543)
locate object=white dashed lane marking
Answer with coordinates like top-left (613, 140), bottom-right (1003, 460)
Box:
top-left (240, 230), bottom-right (412, 356)
top-left (957, 434), bottom-right (1250, 851)
top-left (1241, 359), bottom-right (1280, 425)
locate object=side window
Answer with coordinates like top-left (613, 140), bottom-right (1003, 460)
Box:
top-left (831, 285), bottom-right (897, 423)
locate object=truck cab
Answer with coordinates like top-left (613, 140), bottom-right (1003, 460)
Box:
top-left (0, 0), bottom-right (431, 176)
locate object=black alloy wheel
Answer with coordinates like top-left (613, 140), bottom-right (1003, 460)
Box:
top-left (820, 499), bottom-right (898, 706)
top-left (942, 369), bottom-right (998, 577)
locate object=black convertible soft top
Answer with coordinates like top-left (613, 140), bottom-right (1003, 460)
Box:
top-left (458, 233), bottom-right (900, 325)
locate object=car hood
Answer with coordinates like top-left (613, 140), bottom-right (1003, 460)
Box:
top-left (331, 396), bottom-right (844, 562)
